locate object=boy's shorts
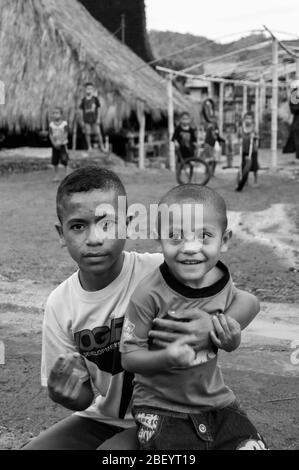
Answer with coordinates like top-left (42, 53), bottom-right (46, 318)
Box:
top-left (52, 145), bottom-right (69, 167)
top-left (84, 122), bottom-right (101, 136)
top-left (133, 402), bottom-right (268, 450)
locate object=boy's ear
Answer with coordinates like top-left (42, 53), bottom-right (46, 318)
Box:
top-left (55, 223), bottom-right (66, 248)
top-left (220, 229), bottom-right (232, 253)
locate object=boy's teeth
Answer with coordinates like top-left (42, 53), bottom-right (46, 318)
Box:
top-left (182, 260), bottom-right (200, 264)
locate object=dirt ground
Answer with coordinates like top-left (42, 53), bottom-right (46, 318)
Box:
top-left (0, 157), bottom-right (298, 450)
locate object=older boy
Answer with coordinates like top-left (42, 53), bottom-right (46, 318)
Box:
top-left (24, 168), bottom-right (259, 450)
top-left (79, 82), bottom-right (105, 152)
top-left (121, 185), bottom-right (267, 450)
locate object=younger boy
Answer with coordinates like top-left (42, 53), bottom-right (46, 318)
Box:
top-left (121, 184), bottom-right (268, 450)
top-left (24, 168), bottom-right (260, 450)
top-left (172, 112), bottom-right (197, 161)
top-left (79, 82), bottom-right (105, 152)
top-left (49, 107), bottom-right (70, 182)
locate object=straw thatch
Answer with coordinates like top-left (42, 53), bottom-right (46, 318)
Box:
top-left (0, 0), bottom-right (194, 134)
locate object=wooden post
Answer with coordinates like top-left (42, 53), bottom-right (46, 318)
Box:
top-left (167, 74), bottom-right (176, 172)
top-left (72, 115), bottom-right (77, 150)
top-left (255, 85), bottom-right (259, 135)
top-left (259, 77), bottom-right (265, 123)
top-left (219, 82), bottom-right (224, 135)
top-left (137, 101), bottom-right (146, 170)
top-left (121, 14), bottom-right (126, 44)
top-left (243, 85), bottom-right (248, 116)
top-left (296, 58), bottom-right (299, 79)
top-left (271, 37), bottom-right (279, 170)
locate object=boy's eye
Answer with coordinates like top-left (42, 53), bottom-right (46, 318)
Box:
top-left (202, 232), bottom-right (213, 241)
top-left (97, 220), bottom-right (117, 233)
top-left (71, 224), bottom-right (85, 232)
top-left (169, 231), bottom-right (183, 241)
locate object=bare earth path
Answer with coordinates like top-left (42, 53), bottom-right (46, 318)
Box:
top-left (0, 156), bottom-right (298, 449)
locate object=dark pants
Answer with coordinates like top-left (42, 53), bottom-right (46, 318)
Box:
top-left (133, 402), bottom-right (268, 450)
top-left (51, 145), bottom-right (69, 167)
top-left (235, 153), bottom-right (258, 192)
top-left (22, 415), bottom-right (138, 450)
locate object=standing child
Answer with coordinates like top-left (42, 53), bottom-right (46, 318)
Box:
top-left (203, 121), bottom-right (225, 176)
top-left (49, 107), bottom-right (70, 183)
top-left (121, 184), bottom-right (267, 451)
top-left (172, 112), bottom-right (198, 161)
top-left (236, 113), bottom-right (259, 192)
top-left (80, 82), bottom-right (105, 153)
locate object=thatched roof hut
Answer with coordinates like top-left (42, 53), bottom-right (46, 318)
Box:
top-left (0, 0), bottom-right (194, 134)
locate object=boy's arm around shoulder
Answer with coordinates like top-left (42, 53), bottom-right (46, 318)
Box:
top-left (43, 290), bottom-right (93, 411)
top-left (225, 288), bottom-right (260, 330)
top-left (210, 289), bottom-right (260, 353)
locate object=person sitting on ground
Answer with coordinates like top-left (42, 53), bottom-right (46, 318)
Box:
top-left (23, 167), bottom-right (260, 450)
top-left (49, 107), bottom-right (70, 183)
top-left (79, 82), bottom-right (105, 153)
top-left (172, 112), bottom-right (198, 161)
top-left (120, 184), bottom-right (268, 450)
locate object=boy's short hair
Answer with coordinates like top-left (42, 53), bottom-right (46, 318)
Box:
top-left (53, 106), bottom-right (63, 115)
top-left (158, 184), bottom-right (228, 232)
top-left (85, 82), bottom-right (94, 88)
top-left (56, 166), bottom-right (127, 222)
top-left (243, 112), bottom-right (254, 120)
top-left (180, 111), bottom-right (191, 119)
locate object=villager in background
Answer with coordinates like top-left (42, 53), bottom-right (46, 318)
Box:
top-left (49, 107), bottom-right (70, 183)
top-left (79, 83), bottom-right (105, 153)
top-left (283, 80), bottom-right (299, 161)
top-left (203, 121), bottom-right (225, 176)
top-left (172, 112), bottom-right (198, 161)
top-left (235, 113), bottom-right (259, 192)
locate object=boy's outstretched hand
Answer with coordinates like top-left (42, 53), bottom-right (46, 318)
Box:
top-left (166, 335), bottom-right (197, 368)
top-left (48, 353), bottom-right (93, 411)
top-left (210, 314), bottom-right (241, 352)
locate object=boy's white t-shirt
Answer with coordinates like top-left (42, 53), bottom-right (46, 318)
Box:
top-left (41, 251), bottom-right (163, 428)
top-left (49, 121), bottom-right (68, 146)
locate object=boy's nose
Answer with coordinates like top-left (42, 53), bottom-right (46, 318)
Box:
top-left (86, 225), bottom-right (104, 246)
top-left (182, 238), bottom-right (203, 253)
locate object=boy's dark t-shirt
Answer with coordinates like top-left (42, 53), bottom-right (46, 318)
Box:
top-left (172, 126), bottom-right (197, 159)
top-left (80, 96), bottom-right (100, 124)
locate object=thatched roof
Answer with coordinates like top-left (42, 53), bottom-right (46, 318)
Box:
top-left (0, 0), bottom-right (194, 133)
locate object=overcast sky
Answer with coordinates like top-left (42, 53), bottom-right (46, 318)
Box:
top-left (146, 0), bottom-right (299, 42)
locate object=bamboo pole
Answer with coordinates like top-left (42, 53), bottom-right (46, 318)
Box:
top-left (72, 115), bottom-right (77, 150)
top-left (271, 37), bottom-right (279, 170)
top-left (255, 86), bottom-right (259, 135)
top-left (219, 82), bottom-right (224, 135)
top-left (243, 85), bottom-right (248, 116)
top-left (167, 74), bottom-right (176, 172)
top-left (259, 77), bottom-right (265, 123)
top-left (296, 58), bottom-right (299, 79)
top-left (137, 101), bottom-right (146, 170)
top-left (121, 14), bottom-right (126, 44)
top-left (157, 66), bottom-right (258, 87)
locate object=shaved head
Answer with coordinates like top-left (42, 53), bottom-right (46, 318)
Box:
top-left (158, 184), bottom-right (228, 232)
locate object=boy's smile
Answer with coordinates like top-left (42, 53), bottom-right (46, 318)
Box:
top-left (160, 205), bottom-right (231, 289)
top-left (57, 189), bottom-right (127, 291)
